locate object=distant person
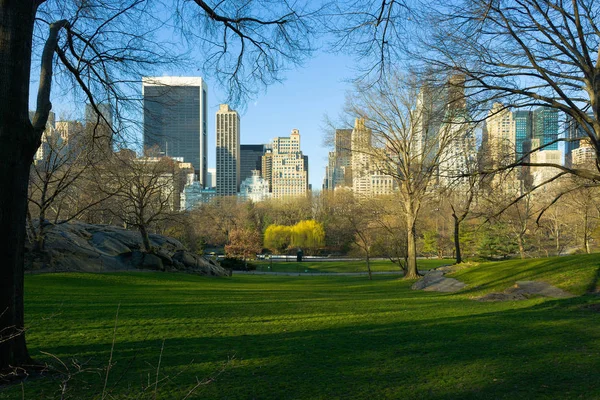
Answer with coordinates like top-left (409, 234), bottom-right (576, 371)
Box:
top-left (297, 248), bottom-right (303, 262)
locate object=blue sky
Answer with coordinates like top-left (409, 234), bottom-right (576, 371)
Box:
top-left (204, 50), bottom-right (356, 190)
top-left (36, 48), bottom-right (355, 191)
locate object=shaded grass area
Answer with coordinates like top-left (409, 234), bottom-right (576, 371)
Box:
top-left (253, 258), bottom-right (453, 273)
top-left (2, 254), bottom-right (600, 398)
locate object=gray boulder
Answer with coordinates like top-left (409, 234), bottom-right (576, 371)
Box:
top-left (141, 253), bottom-right (164, 271)
top-left (412, 268), bottom-right (467, 293)
top-left (26, 221), bottom-right (228, 276)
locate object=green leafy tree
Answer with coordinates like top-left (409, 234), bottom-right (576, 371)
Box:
top-left (290, 220), bottom-right (325, 254)
top-left (421, 230), bottom-right (439, 259)
top-left (264, 224), bottom-right (292, 254)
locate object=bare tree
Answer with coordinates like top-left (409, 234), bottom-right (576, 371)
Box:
top-left (344, 74), bottom-right (473, 278)
top-left (1, 0), bottom-right (318, 372)
top-left (102, 151), bottom-right (178, 252)
top-left (426, 0), bottom-right (600, 181)
top-left (27, 123), bottom-right (115, 253)
top-left (327, 190), bottom-right (382, 280)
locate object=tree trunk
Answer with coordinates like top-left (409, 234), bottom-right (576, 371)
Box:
top-left (0, 1), bottom-right (39, 373)
top-left (405, 219), bottom-right (419, 279)
top-left (453, 215), bottom-right (462, 264)
top-left (518, 234), bottom-right (525, 259)
top-left (139, 224), bottom-right (151, 252)
top-left (365, 251), bottom-right (372, 281)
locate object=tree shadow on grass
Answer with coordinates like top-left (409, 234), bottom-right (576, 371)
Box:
top-left (10, 296), bottom-right (600, 399)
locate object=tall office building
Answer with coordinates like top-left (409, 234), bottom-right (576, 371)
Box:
top-left (143, 76), bottom-right (208, 185)
top-left (532, 106), bottom-right (559, 150)
top-left (270, 129), bottom-right (308, 198)
top-left (216, 104), bottom-right (240, 196)
top-left (240, 144), bottom-right (265, 183)
top-left (513, 110), bottom-right (532, 160)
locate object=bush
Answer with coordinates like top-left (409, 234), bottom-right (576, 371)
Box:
top-left (219, 257), bottom-right (257, 271)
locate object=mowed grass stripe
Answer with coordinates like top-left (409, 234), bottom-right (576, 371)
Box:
top-left (0, 254), bottom-right (599, 399)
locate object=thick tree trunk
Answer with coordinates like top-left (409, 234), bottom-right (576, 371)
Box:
top-left (0, 1), bottom-right (39, 373)
top-left (453, 215), bottom-right (462, 264)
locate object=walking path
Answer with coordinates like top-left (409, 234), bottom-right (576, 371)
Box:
top-left (233, 270), bottom-right (407, 277)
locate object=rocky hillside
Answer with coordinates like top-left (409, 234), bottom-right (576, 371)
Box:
top-left (26, 221), bottom-right (228, 276)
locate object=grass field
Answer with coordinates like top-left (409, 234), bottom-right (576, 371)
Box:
top-left (252, 258), bottom-right (454, 273)
top-left (3, 254), bottom-right (600, 399)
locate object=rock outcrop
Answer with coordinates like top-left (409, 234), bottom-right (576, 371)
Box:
top-left (411, 268), bottom-right (467, 293)
top-left (477, 281), bottom-right (575, 302)
top-left (26, 221), bottom-right (227, 276)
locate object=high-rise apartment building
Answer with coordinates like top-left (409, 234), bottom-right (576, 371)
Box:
top-left (324, 129), bottom-right (353, 190)
top-left (240, 144), bottom-right (265, 183)
top-left (261, 148), bottom-right (273, 191)
top-left (572, 139), bottom-right (596, 167)
top-left (414, 82), bottom-right (447, 167)
top-left (437, 76), bottom-right (477, 188)
top-left (216, 104), bottom-right (240, 196)
top-left (270, 129), bottom-right (308, 198)
top-left (529, 138), bottom-right (563, 187)
top-left (484, 103), bottom-right (516, 168)
top-left (351, 118), bottom-right (375, 195)
top-left (565, 115), bottom-right (591, 167)
top-left (142, 76), bottom-right (208, 185)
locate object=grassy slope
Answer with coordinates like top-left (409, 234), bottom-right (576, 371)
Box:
top-left (2, 254), bottom-right (600, 399)
top-left (451, 254), bottom-right (600, 296)
top-left (253, 258), bottom-right (453, 273)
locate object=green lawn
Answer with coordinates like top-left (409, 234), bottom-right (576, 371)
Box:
top-left (253, 258), bottom-right (453, 273)
top-left (3, 254), bottom-right (600, 399)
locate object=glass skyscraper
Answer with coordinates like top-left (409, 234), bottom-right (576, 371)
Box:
top-left (513, 110), bottom-right (532, 159)
top-left (143, 77), bottom-right (208, 186)
top-left (532, 106), bottom-right (559, 150)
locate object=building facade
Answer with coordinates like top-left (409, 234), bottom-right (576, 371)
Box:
top-left (216, 104), bottom-right (240, 196)
top-left (324, 129), bottom-right (353, 190)
top-left (270, 129), bottom-right (308, 198)
top-left (239, 170), bottom-right (271, 202)
top-left (532, 106), bottom-right (559, 151)
top-left (240, 144), bottom-right (265, 183)
top-left (142, 76), bottom-right (208, 185)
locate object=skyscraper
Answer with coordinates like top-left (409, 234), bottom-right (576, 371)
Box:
top-left (532, 106), bottom-right (559, 150)
top-left (485, 103), bottom-right (516, 168)
top-left (143, 76), bottom-right (208, 185)
top-left (351, 118), bottom-right (374, 195)
top-left (240, 144), bottom-right (265, 183)
top-left (437, 75), bottom-right (476, 188)
top-left (216, 104), bottom-right (240, 196)
top-left (513, 110), bottom-right (532, 160)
